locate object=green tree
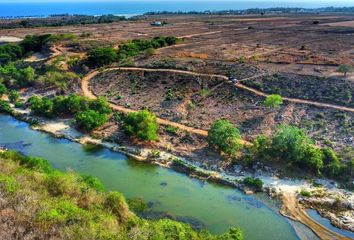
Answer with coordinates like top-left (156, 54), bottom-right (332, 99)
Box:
top-left (271, 125), bottom-right (312, 162)
top-left (0, 83), bottom-right (7, 97)
top-left (123, 110), bottom-right (159, 141)
top-left (207, 119), bottom-right (241, 157)
top-left (337, 64), bottom-right (353, 77)
top-left (87, 47), bottom-right (117, 66)
top-left (264, 94), bottom-right (283, 109)
top-left (89, 97), bottom-right (112, 115)
top-left (28, 96), bottom-right (53, 117)
top-left (0, 100), bottom-right (12, 113)
top-left (75, 110), bottom-right (108, 132)
top-left (8, 90), bottom-right (20, 103)
top-left (218, 227), bottom-right (243, 240)
top-left (322, 147), bottom-right (341, 177)
top-left (300, 145), bottom-right (324, 174)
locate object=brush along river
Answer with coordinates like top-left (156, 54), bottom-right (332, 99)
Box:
top-left (0, 114), bottom-right (315, 240)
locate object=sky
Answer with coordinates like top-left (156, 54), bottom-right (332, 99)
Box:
top-left (1, 0), bottom-right (353, 2)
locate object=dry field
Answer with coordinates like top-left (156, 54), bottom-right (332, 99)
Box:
top-left (2, 13), bottom-right (353, 149)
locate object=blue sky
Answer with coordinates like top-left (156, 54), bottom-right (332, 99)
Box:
top-left (1, 0), bottom-right (353, 2)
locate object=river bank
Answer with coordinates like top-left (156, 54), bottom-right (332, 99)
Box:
top-left (3, 105), bottom-right (353, 239)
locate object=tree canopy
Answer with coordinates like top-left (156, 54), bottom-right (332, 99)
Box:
top-left (207, 119), bottom-right (241, 157)
top-left (123, 110), bottom-right (159, 141)
top-left (264, 94), bottom-right (283, 109)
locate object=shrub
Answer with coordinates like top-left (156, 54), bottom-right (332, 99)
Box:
top-left (8, 90), bottom-right (20, 103)
top-left (165, 125), bottom-right (179, 135)
top-left (264, 94), bottom-right (283, 109)
top-left (300, 189), bottom-right (312, 197)
top-left (0, 83), bottom-right (7, 97)
top-left (0, 150), bottom-right (52, 173)
top-left (104, 191), bottom-right (130, 223)
top-left (322, 147), bottom-right (341, 177)
top-left (207, 119), bottom-right (241, 157)
top-left (243, 177), bottom-right (263, 191)
top-left (81, 174), bottom-right (104, 192)
top-left (87, 47), bottom-right (117, 66)
top-left (74, 110), bottom-right (109, 132)
top-left (0, 100), bottom-right (12, 114)
top-left (337, 64), bottom-right (353, 77)
top-left (28, 95), bottom-right (54, 117)
top-left (89, 97), bottom-right (112, 115)
top-left (123, 110), bottom-right (159, 141)
top-left (219, 227), bottom-right (243, 240)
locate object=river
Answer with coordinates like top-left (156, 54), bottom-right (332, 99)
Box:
top-left (0, 114), bottom-right (304, 239)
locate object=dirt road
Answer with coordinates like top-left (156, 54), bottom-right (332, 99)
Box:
top-left (280, 193), bottom-right (350, 240)
top-left (82, 70), bottom-right (209, 137)
top-left (116, 67), bottom-right (354, 113)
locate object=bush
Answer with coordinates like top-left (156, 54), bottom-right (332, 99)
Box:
top-left (8, 90), bottom-right (20, 103)
top-left (37, 71), bottom-right (80, 90)
top-left (123, 110), bottom-right (159, 141)
top-left (0, 63), bottom-right (35, 87)
top-left (243, 177), bottom-right (263, 191)
top-left (219, 227), bottom-right (243, 240)
top-left (104, 191), bottom-right (130, 223)
top-left (300, 189), bottom-right (312, 197)
top-left (89, 97), bottom-right (112, 115)
top-left (87, 47), bottom-right (117, 66)
top-left (0, 100), bottom-right (12, 113)
top-left (165, 125), bottom-right (179, 135)
top-left (264, 94), bottom-right (283, 109)
top-left (81, 174), bottom-right (104, 192)
top-left (0, 83), bottom-right (7, 97)
top-left (28, 95), bottom-right (54, 117)
top-left (207, 119), bottom-right (241, 157)
top-left (74, 110), bottom-right (109, 131)
top-left (322, 147), bottom-right (341, 177)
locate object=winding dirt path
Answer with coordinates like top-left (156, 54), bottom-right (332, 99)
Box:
top-left (82, 68), bottom-right (352, 240)
top-left (280, 193), bottom-right (350, 240)
top-left (114, 67), bottom-right (354, 113)
top-left (82, 66), bottom-right (354, 141)
top-left (82, 70), bottom-right (209, 137)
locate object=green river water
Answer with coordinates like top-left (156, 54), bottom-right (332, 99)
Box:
top-left (0, 114), bottom-right (301, 240)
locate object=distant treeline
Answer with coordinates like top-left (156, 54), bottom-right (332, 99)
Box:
top-left (144, 6), bottom-right (354, 16)
top-left (0, 14), bottom-right (127, 29)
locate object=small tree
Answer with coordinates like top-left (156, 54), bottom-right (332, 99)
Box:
top-left (75, 110), bottom-right (108, 132)
top-left (264, 94), bottom-right (283, 109)
top-left (207, 119), bottom-right (241, 157)
top-left (123, 110), bottom-right (159, 141)
top-left (9, 90), bottom-right (20, 103)
top-left (337, 65), bottom-right (353, 77)
top-left (87, 47), bottom-right (117, 66)
top-left (0, 83), bottom-right (7, 97)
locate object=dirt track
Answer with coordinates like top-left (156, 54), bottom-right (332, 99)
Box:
top-left (82, 70), bottom-right (209, 136)
top-left (280, 193), bottom-right (350, 240)
top-left (115, 67), bottom-right (354, 113)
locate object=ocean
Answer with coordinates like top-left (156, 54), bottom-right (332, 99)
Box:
top-left (0, 1), bottom-right (353, 18)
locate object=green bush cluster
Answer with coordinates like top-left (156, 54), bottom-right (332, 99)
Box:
top-left (28, 94), bottom-right (112, 131)
top-left (0, 100), bottom-right (12, 114)
top-left (0, 34), bottom-right (77, 65)
top-left (0, 150), bottom-right (243, 240)
top-left (87, 36), bottom-right (179, 66)
top-left (123, 109), bottom-right (159, 141)
top-left (0, 63), bottom-right (35, 87)
top-left (207, 119), bottom-right (242, 157)
top-left (250, 125), bottom-right (354, 180)
top-left (243, 177), bottom-right (263, 191)
top-left (0, 44), bottom-right (23, 64)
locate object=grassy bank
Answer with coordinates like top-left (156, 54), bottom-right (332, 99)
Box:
top-left (0, 150), bottom-right (243, 240)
